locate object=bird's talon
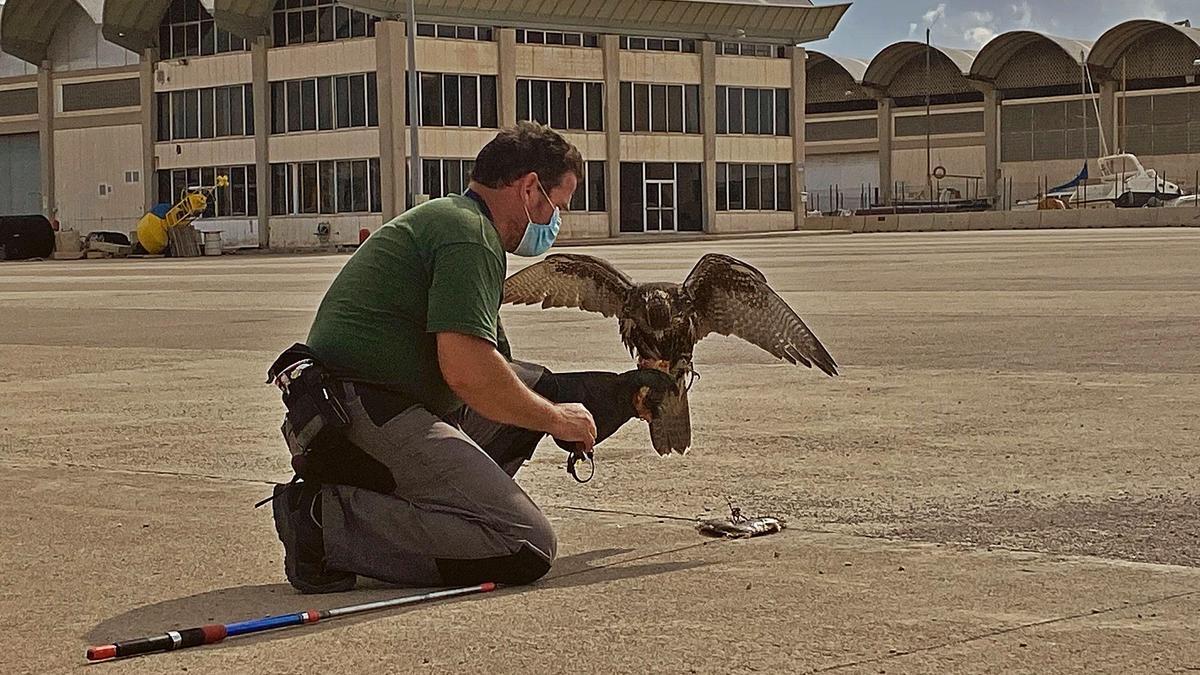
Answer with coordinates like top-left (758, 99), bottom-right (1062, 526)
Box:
top-left (637, 357), bottom-right (671, 373)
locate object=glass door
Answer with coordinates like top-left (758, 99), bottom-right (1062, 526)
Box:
top-left (644, 179), bottom-right (676, 232)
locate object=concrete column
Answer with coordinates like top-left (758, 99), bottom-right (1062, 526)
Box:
top-left (601, 34), bottom-right (621, 237)
top-left (376, 20), bottom-right (408, 219)
top-left (251, 36), bottom-right (270, 248)
top-left (980, 84), bottom-right (999, 207)
top-left (498, 28), bottom-right (517, 127)
top-left (37, 63), bottom-right (55, 221)
top-left (140, 48), bottom-right (158, 212)
top-left (1099, 79), bottom-right (1118, 154)
top-left (876, 97), bottom-right (893, 205)
top-left (701, 41), bottom-right (717, 233)
top-left (790, 46), bottom-right (806, 229)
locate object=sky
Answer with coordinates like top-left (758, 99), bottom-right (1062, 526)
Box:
top-left (807, 0), bottom-right (1197, 58)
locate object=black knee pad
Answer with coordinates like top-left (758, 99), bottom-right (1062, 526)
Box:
top-left (435, 543), bottom-right (553, 586)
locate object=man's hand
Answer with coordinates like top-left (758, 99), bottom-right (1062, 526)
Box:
top-left (549, 402), bottom-right (596, 452)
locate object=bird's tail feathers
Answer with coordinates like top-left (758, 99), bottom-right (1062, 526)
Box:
top-left (649, 387), bottom-right (691, 455)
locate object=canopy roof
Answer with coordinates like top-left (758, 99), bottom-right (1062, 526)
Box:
top-left (344, 0), bottom-right (850, 45)
top-left (969, 31), bottom-right (1092, 82)
top-left (807, 50), bottom-right (869, 82)
top-left (861, 41), bottom-right (977, 90)
top-left (1088, 19), bottom-right (1200, 70)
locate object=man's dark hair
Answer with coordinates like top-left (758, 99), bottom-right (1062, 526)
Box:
top-left (471, 121), bottom-right (584, 190)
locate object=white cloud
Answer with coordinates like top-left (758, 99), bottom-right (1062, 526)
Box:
top-left (1142, 0), bottom-right (1168, 20)
top-left (965, 26), bottom-right (996, 47)
top-left (916, 3), bottom-right (999, 48)
top-left (923, 3), bottom-right (947, 24)
top-left (1011, 1), bottom-right (1033, 28)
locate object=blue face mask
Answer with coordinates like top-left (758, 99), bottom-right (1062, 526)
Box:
top-left (514, 182), bottom-right (561, 257)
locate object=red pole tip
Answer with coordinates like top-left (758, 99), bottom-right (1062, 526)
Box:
top-left (481, 582), bottom-right (497, 592)
top-left (201, 623), bottom-right (228, 643)
top-left (86, 645), bottom-right (117, 661)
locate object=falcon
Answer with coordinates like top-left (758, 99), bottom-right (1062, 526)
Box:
top-left (502, 253), bottom-right (838, 455)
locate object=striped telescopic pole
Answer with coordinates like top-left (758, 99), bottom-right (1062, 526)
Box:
top-left (86, 582), bottom-right (497, 662)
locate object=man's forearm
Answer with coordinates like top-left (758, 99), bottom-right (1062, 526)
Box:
top-left (456, 351), bottom-right (560, 431)
top-left (437, 333), bottom-right (561, 433)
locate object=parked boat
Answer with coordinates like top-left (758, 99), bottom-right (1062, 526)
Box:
top-left (1016, 154), bottom-right (1183, 210)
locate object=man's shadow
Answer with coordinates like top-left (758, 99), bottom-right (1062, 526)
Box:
top-left (85, 545), bottom-right (712, 661)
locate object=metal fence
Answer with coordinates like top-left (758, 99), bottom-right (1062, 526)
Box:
top-left (806, 174), bottom-right (986, 214)
top-left (807, 166), bottom-right (1200, 214)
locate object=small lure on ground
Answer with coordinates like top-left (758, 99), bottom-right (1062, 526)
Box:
top-left (696, 497), bottom-right (787, 539)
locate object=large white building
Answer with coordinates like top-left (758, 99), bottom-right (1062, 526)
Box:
top-left (2, 2), bottom-right (1197, 248)
top-left (0, 0), bottom-right (847, 248)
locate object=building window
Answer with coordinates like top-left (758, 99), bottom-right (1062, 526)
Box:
top-left (717, 41), bottom-right (787, 58)
top-left (805, 117), bottom-right (877, 142)
top-left (1001, 100), bottom-right (1109, 162)
top-left (415, 23), bottom-right (494, 41)
top-left (619, 162), bottom-right (703, 232)
top-left (409, 73), bottom-right (498, 128)
top-left (270, 163), bottom-right (293, 215)
top-left (517, 30), bottom-right (598, 47)
top-left (619, 36), bottom-right (697, 53)
top-left (270, 158), bottom-right (382, 214)
top-left (159, 0), bottom-right (249, 59)
top-left (619, 82), bottom-right (701, 134)
top-left (716, 86), bottom-right (789, 136)
top-left (418, 158), bottom-right (477, 199)
top-left (271, 0), bottom-right (380, 48)
top-left (716, 163), bottom-right (792, 212)
top-left (155, 165), bottom-right (257, 217)
top-left (567, 161), bottom-right (607, 212)
top-left (1117, 92), bottom-right (1200, 156)
top-left (516, 79), bottom-right (603, 132)
top-left (160, 87), bottom-right (249, 139)
top-left (319, 161), bottom-right (337, 214)
top-left (62, 79), bottom-right (141, 112)
top-left (896, 111), bottom-right (984, 137)
top-left (419, 74), bottom-right (443, 126)
top-left (0, 88), bottom-right (38, 117)
top-left (270, 73), bottom-right (377, 133)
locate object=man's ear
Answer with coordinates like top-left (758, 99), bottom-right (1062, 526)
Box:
top-left (517, 171), bottom-right (539, 192)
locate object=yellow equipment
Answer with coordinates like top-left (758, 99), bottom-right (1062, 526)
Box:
top-left (136, 175), bottom-right (228, 255)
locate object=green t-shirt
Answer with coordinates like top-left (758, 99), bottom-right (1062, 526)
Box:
top-left (306, 194), bottom-right (510, 417)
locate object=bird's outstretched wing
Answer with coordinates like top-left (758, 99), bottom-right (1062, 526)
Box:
top-left (503, 253), bottom-right (634, 318)
top-left (684, 253), bottom-right (838, 376)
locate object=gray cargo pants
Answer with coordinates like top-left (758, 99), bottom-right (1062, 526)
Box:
top-left (319, 361), bottom-right (558, 587)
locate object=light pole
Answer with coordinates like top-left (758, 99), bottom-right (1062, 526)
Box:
top-left (406, 0), bottom-right (422, 205)
top-left (924, 28), bottom-right (933, 204)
